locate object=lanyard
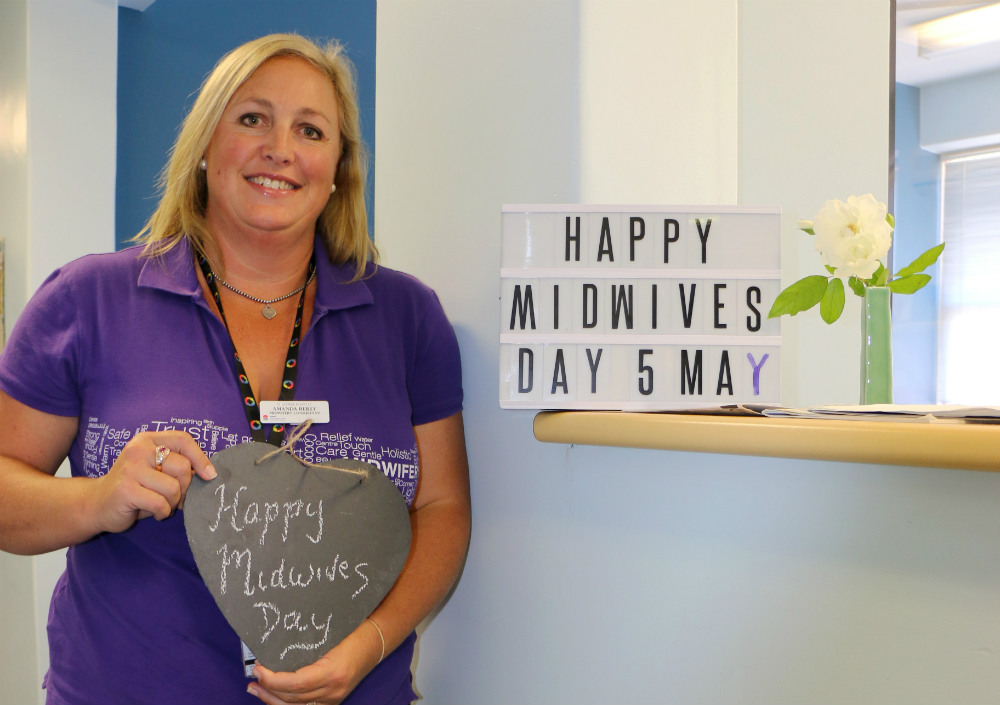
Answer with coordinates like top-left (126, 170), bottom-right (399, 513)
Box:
top-left (197, 252), bottom-right (316, 447)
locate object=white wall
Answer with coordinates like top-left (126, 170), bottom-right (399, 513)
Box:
top-left (1, 1), bottom-right (118, 702)
top-left (377, 1), bottom-right (1000, 703)
top-left (578, 1), bottom-right (737, 204)
top-left (1, 0), bottom-right (30, 340)
top-left (26, 0), bottom-right (118, 293)
top-left (0, 5), bottom-right (38, 703)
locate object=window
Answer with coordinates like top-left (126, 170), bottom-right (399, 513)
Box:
top-left (938, 149), bottom-right (1000, 404)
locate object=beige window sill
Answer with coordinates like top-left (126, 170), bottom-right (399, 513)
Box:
top-left (533, 412), bottom-right (1000, 472)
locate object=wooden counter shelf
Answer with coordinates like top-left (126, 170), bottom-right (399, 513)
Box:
top-left (533, 411), bottom-right (1000, 472)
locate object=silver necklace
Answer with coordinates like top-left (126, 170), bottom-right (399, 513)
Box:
top-left (210, 265), bottom-right (317, 319)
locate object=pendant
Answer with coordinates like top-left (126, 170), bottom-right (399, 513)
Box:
top-left (262, 304), bottom-right (277, 319)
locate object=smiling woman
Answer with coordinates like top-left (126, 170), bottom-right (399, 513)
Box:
top-left (0, 32), bottom-right (470, 705)
top-left (203, 56), bottom-right (341, 259)
top-left (139, 35), bottom-right (374, 282)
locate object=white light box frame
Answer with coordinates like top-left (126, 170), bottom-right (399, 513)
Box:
top-left (499, 205), bottom-right (782, 410)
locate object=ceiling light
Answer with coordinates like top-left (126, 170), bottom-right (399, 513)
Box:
top-left (916, 2), bottom-right (1000, 58)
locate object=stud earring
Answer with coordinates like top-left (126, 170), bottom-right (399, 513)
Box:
top-left (330, 183), bottom-right (337, 194)
top-left (199, 159), bottom-right (207, 171)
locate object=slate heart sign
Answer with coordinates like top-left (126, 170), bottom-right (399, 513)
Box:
top-left (184, 442), bottom-right (411, 672)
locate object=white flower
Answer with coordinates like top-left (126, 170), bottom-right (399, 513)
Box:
top-left (810, 193), bottom-right (893, 279)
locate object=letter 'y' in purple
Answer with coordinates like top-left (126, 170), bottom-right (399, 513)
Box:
top-left (746, 353), bottom-right (769, 395)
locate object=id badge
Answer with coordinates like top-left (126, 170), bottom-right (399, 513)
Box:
top-left (259, 401), bottom-right (330, 425)
top-left (242, 640), bottom-right (257, 678)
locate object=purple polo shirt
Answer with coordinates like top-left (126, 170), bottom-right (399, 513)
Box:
top-left (0, 238), bottom-right (462, 705)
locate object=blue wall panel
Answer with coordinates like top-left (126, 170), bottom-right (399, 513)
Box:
top-left (116, 0), bottom-right (376, 249)
top-left (892, 82), bottom-right (941, 404)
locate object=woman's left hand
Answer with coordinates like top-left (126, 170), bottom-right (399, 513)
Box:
top-left (247, 620), bottom-right (382, 705)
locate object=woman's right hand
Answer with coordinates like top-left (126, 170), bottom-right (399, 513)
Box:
top-left (0, 392), bottom-right (219, 555)
top-left (87, 431), bottom-right (216, 535)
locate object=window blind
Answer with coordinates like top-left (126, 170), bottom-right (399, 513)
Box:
top-left (939, 149), bottom-right (1000, 404)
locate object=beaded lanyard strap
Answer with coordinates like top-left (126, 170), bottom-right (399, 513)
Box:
top-left (197, 253), bottom-right (316, 447)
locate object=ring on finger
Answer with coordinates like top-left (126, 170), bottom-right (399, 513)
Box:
top-left (154, 444), bottom-right (171, 471)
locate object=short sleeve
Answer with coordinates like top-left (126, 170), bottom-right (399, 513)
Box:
top-left (0, 267), bottom-right (83, 417)
top-left (408, 290), bottom-right (463, 426)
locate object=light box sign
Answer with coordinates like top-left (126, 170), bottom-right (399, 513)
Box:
top-left (499, 205), bottom-right (782, 410)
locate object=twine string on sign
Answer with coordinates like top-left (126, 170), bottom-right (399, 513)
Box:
top-left (254, 420), bottom-right (369, 482)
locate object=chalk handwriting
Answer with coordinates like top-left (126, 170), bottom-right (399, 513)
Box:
top-left (207, 483), bottom-right (324, 547)
top-left (214, 549), bottom-right (371, 599)
top-left (209, 479), bottom-right (373, 665)
top-left (253, 602), bottom-right (333, 662)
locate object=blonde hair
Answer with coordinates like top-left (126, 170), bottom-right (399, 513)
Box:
top-left (136, 33), bottom-right (376, 278)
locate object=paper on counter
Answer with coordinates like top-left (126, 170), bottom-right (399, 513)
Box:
top-left (761, 404), bottom-right (1000, 422)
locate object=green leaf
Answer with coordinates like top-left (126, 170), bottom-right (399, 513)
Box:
top-left (820, 277), bottom-right (845, 324)
top-left (800, 227), bottom-right (816, 235)
top-left (888, 273), bottom-right (931, 294)
top-left (886, 212), bottom-right (895, 229)
top-left (825, 264), bottom-right (837, 275)
top-left (870, 262), bottom-right (888, 287)
top-left (848, 276), bottom-right (866, 297)
top-left (768, 275), bottom-right (829, 318)
top-left (894, 242), bottom-right (945, 278)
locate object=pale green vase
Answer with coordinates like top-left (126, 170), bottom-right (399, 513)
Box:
top-left (860, 286), bottom-right (893, 404)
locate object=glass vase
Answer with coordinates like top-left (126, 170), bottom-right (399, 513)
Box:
top-left (860, 286), bottom-right (893, 404)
